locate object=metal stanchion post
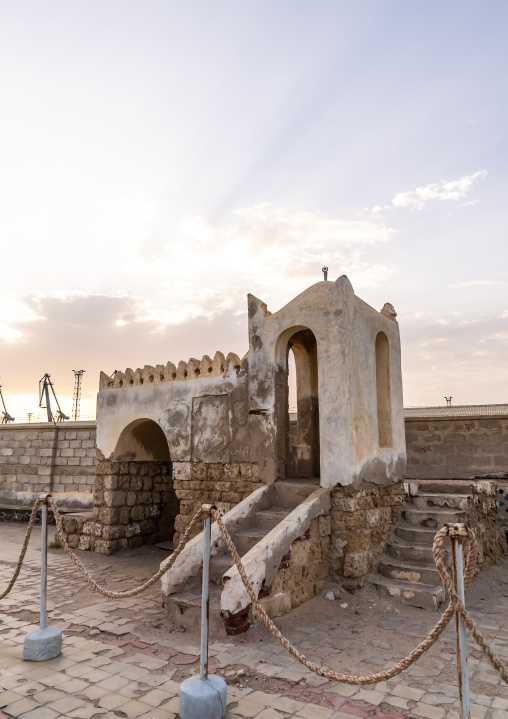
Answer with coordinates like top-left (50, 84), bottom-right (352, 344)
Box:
top-left (23, 494), bottom-right (63, 661)
top-left (180, 505), bottom-right (227, 719)
top-left (448, 523), bottom-right (471, 719)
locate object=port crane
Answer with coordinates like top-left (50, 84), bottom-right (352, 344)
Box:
top-left (0, 385), bottom-right (15, 424)
top-left (39, 374), bottom-right (69, 423)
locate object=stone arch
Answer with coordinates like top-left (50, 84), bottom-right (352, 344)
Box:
top-left (277, 327), bottom-right (320, 479)
top-left (95, 419), bottom-right (179, 553)
top-left (375, 332), bottom-right (393, 448)
top-left (114, 418), bottom-right (171, 462)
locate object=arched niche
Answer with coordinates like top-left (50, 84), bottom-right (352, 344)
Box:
top-left (114, 418), bottom-right (171, 462)
top-left (277, 327), bottom-right (320, 479)
top-left (375, 332), bottom-right (393, 448)
top-left (102, 418), bottom-right (178, 547)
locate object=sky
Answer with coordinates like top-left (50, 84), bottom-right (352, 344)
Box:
top-left (1, 0), bottom-right (507, 421)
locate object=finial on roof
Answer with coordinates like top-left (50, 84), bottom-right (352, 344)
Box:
top-left (322, 267), bottom-right (328, 281)
top-left (380, 302), bottom-right (397, 320)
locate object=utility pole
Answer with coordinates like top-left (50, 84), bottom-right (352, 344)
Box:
top-left (445, 396), bottom-right (453, 407)
top-left (72, 370), bottom-right (85, 422)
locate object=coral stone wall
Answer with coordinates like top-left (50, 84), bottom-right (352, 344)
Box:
top-left (172, 461), bottom-right (263, 543)
top-left (405, 416), bottom-right (508, 479)
top-left (329, 482), bottom-right (405, 588)
top-left (0, 422), bottom-right (96, 509)
top-left (62, 459), bottom-right (178, 554)
top-left (254, 515), bottom-right (331, 617)
top-left (466, 481), bottom-right (508, 567)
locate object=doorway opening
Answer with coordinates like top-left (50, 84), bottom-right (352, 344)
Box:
top-left (285, 328), bottom-right (320, 479)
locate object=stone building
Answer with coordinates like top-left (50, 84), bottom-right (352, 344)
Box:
top-left (66, 275), bottom-right (404, 630)
top-left (2, 274), bottom-right (504, 627)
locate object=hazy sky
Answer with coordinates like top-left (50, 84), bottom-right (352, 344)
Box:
top-left (1, 1), bottom-right (507, 420)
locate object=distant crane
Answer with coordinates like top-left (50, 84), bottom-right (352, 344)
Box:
top-left (39, 374), bottom-right (69, 423)
top-left (72, 369), bottom-right (85, 421)
top-left (0, 385), bottom-right (15, 424)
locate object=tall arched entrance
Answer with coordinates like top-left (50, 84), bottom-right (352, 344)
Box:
top-left (284, 328), bottom-right (320, 479)
top-left (96, 418), bottom-right (179, 552)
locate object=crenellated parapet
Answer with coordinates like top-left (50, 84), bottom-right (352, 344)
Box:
top-left (100, 351), bottom-right (246, 390)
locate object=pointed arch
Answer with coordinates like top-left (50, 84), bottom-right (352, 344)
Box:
top-left (375, 332), bottom-right (393, 448)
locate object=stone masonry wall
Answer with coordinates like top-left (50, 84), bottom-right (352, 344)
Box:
top-left (405, 416), bottom-right (508, 479)
top-left (172, 461), bottom-right (263, 543)
top-left (466, 480), bottom-right (508, 568)
top-left (222, 514), bottom-right (331, 635)
top-left (329, 482), bottom-right (405, 588)
top-left (61, 460), bottom-right (178, 554)
top-left (254, 515), bottom-right (331, 617)
top-left (0, 422), bottom-right (96, 510)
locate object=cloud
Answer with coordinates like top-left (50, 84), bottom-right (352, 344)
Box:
top-left (392, 170), bottom-right (487, 210)
top-left (124, 204), bottom-right (396, 324)
top-left (450, 279), bottom-right (503, 289)
top-left (0, 293), bottom-right (249, 407)
top-left (401, 312), bottom-right (508, 405)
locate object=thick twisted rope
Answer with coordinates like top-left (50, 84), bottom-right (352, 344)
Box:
top-left (212, 509), bottom-right (488, 685)
top-left (48, 496), bottom-right (203, 599)
top-left (432, 525), bottom-right (508, 684)
top-left (3, 496), bottom-right (507, 687)
top-left (0, 498), bottom-right (44, 600)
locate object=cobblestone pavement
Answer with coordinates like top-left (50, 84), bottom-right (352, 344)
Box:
top-left (1, 522), bottom-right (508, 719)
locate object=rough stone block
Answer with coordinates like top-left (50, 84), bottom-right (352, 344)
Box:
top-left (343, 551), bottom-right (371, 578)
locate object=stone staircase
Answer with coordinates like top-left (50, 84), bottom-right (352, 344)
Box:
top-left (163, 478), bottom-right (320, 635)
top-left (371, 480), bottom-right (475, 610)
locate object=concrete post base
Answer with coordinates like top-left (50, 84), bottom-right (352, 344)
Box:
top-left (179, 675), bottom-right (227, 719)
top-left (23, 626), bottom-right (62, 661)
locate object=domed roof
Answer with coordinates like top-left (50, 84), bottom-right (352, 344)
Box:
top-left (274, 276), bottom-right (353, 316)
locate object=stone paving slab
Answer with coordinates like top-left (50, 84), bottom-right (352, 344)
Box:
top-left (1, 522), bottom-right (508, 718)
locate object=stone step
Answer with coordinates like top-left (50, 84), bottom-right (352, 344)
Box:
top-left (164, 584), bottom-right (226, 636)
top-left (403, 507), bottom-right (465, 528)
top-left (233, 527), bottom-right (268, 554)
top-left (411, 480), bottom-right (475, 495)
top-left (274, 478), bottom-right (320, 509)
top-left (395, 523), bottom-right (439, 546)
top-left (370, 574), bottom-right (446, 611)
top-left (386, 539), bottom-right (449, 564)
top-left (378, 559), bottom-right (442, 586)
top-left (412, 494), bottom-right (469, 511)
top-left (209, 553), bottom-right (234, 585)
top-left (253, 508), bottom-right (291, 524)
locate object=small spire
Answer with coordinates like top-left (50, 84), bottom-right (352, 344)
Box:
top-left (322, 266), bottom-right (328, 281)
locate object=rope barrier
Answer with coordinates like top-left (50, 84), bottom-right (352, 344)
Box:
top-left (47, 497), bottom-right (204, 599)
top-left (1, 497), bottom-right (507, 687)
top-left (211, 510), bottom-right (508, 686)
top-left (0, 498), bottom-right (43, 600)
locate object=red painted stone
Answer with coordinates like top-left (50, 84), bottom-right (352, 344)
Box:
top-left (173, 654), bottom-right (199, 665)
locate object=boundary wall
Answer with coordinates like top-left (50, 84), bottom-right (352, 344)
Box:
top-left (1, 408), bottom-right (507, 513)
top-left (0, 422), bottom-right (96, 510)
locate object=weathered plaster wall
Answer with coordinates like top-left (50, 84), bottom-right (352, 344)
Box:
top-left (96, 352), bottom-right (249, 469)
top-left (0, 422), bottom-right (96, 509)
top-left (329, 482), bottom-right (406, 587)
top-left (247, 277), bottom-right (406, 489)
top-left (405, 415), bottom-right (508, 479)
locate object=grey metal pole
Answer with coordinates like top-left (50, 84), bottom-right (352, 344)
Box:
top-left (40, 495), bottom-right (48, 631)
top-left (23, 493), bottom-right (62, 660)
top-left (179, 504), bottom-right (227, 718)
top-left (200, 504), bottom-right (211, 681)
top-left (449, 523), bottom-right (470, 719)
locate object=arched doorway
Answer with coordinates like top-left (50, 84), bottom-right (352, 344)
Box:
top-left (105, 418), bottom-right (179, 548)
top-left (284, 328), bottom-right (320, 479)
